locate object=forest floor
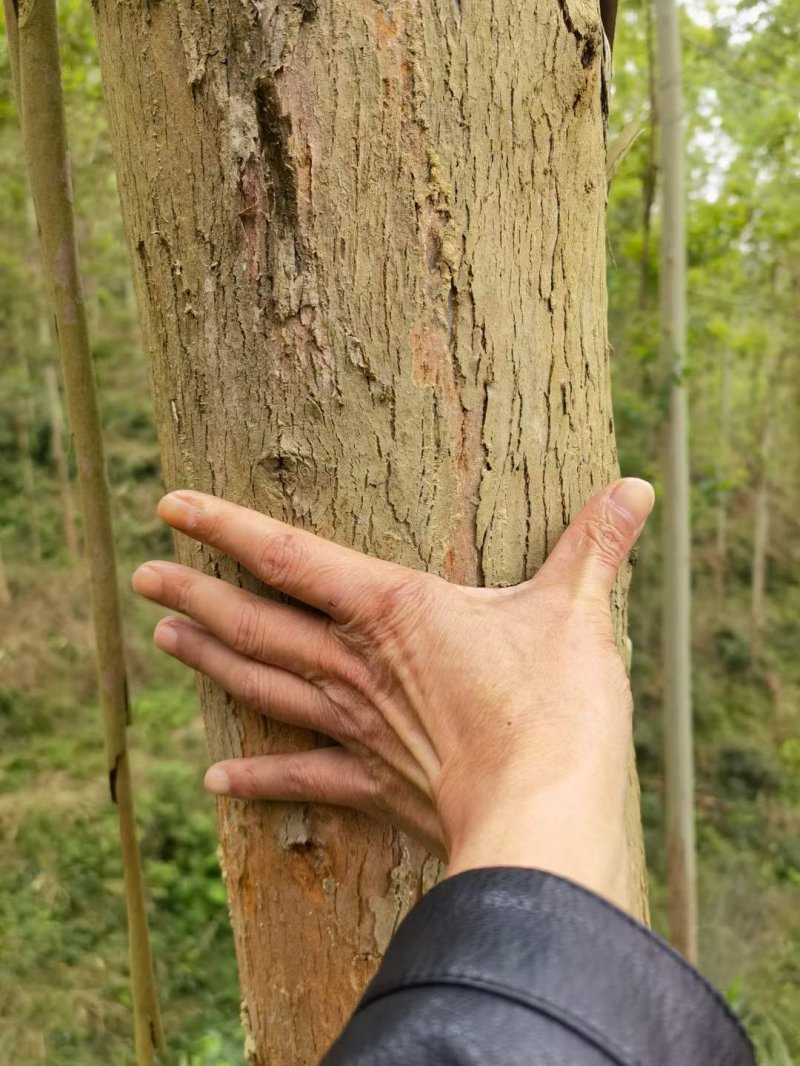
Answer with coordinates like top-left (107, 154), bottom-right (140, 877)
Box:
top-left (1, 548), bottom-right (798, 1064)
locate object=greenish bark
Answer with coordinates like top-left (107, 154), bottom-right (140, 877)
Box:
top-left (655, 0), bottom-right (698, 965)
top-left (0, 542), bottom-right (10, 607)
top-left (2, 0), bottom-right (163, 1059)
top-left (44, 363), bottom-right (80, 558)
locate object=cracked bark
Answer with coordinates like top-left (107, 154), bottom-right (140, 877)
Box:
top-left (93, 0), bottom-right (648, 1061)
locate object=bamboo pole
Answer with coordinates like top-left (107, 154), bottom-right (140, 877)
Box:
top-left (44, 363), bottom-right (80, 558)
top-left (0, 542), bottom-right (11, 607)
top-left (12, 306), bottom-right (43, 561)
top-left (2, 0), bottom-right (164, 1058)
top-left (655, 0), bottom-right (698, 965)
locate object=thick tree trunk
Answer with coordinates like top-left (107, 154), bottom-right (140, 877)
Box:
top-left (44, 363), bottom-right (80, 558)
top-left (93, 1), bottom-right (648, 1060)
top-left (655, 0), bottom-right (697, 964)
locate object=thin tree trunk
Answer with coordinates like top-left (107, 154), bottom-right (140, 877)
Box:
top-left (44, 363), bottom-right (80, 558)
top-left (751, 378), bottom-right (773, 662)
top-left (655, 0), bottom-right (698, 964)
top-left (714, 348), bottom-right (732, 610)
top-left (640, 0), bottom-right (658, 307)
top-left (0, 543), bottom-right (11, 607)
top-left (93, 2), bottom-right (649, 1060)
top-left (12, 323), bottom-right (43, 562)
top-left (3, 0), bottom-right (164, 1060)
top-left (750, 462), bottom-right (769, 655)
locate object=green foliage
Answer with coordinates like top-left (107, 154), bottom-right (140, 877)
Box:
top-left (609, 0), bottom-right (800, 1056)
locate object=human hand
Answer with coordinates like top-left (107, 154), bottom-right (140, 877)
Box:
top-left (132, 479), bottom-right (654, 912)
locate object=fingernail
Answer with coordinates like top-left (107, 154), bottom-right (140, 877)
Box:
top-left (610, 478), bottom-right (655, 531)
top-left (154, 618), bottom-right (179, 653)
top-left (158, 491), bottom-right (204, 527)
top-left (204, 766), bottom-right (231, 795)
top-left (132, 563), bottom-right (163, 598)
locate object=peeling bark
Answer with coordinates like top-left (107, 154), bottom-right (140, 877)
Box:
top-left (93, 1), bottom-right (648, 1061)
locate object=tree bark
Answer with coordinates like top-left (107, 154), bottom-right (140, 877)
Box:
top-left (640, 0), bottom-right (658, 307)
top-left (714, 348), bottom-right (731, 610)
top-left (0, 543), bottom-right (11, 607)
top-left (655, 0), bottom-right (698, 965)
top-left (44, 363), bottom-right (80, 558)
top-left (750, 351), bottom-right (776, 664)
top-left (11, 315), bottom-right (43, 562)
top-left (750, 456), bottom-right (769, 656)
top-left (93, 1), bottom-right (649, 1060)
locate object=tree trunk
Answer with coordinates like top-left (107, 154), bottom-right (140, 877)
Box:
top-left (12, 320), bottom-right (43, 562)
top-left (44, 363), bottom-right (80, 558)
top-left (0, 543), bottom-right (11, 607)
top-left (714, 348), bottom-right (731, 610)
top-left (4, 0), bottom-right (164, 1058)
top-left (640, 0), bottom-right (657, 307)
top-left (93, 2), bottom-right (648, 1060)
top-left (655, 0), bottom-right (698, 964)
top-left (751, 387), bottom-right (772, 663)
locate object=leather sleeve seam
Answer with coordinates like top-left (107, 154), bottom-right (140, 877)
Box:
top-left (359, 973), bottom-right (634, 1065)
top-left (412, 870), bottom-right (753, 1051)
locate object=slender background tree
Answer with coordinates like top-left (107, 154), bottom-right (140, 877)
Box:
top-left (655, 0), bottom-right (698, 964)
top-left (2, 0), bottom-right (163, 1058)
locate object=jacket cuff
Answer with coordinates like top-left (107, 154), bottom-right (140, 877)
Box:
top-left (358, 867), bottom-right (753, 1066)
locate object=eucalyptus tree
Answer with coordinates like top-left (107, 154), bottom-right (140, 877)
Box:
top-left (655, 0), bottom-right (697, 963)
top-left (92, 0), bottom-right (650, 1059)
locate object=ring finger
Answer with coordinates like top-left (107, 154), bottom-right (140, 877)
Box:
top-left (155, 616), bottom-right (344, 737)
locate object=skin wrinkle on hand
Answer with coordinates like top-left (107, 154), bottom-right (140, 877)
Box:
top-left (133, 478), bottom-right (654, 915)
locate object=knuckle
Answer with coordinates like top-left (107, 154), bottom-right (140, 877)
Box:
top-left (322, 691), bottom-right (357, 741)
top-left (366, 571), bottom-right (432, 637)
top-left (284, 756), bottom-right (317, 798)
top-left (231, 600), bottom-right (267, 655)
top-left (241, 662), bottom-right (271, 709)
top-left (353, 708), bottom-right (385, 753)
top-left (584, 512), bottom-right (629, 566)
top-left (199, 507), bottom-right (226, 546)
top-left (360, 761), bottom-right (386, 809)
top-left (168, 571), bottom-right (194, 613)
top-left (255, 531), bottom-right (307, 588)
top-left (233, 763), bottom-right (261, 799)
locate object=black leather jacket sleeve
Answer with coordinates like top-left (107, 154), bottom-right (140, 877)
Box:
top-left (322, 867), bottom-right (754, 1065)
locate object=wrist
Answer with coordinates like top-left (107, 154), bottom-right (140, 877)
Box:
top-left (443, 773), bottom-right (631, 912)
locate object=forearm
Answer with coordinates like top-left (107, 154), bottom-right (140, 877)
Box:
top-left (323, 868), bottom-right (755, 1066)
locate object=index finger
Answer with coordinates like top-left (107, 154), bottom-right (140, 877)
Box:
top-left (157, 490), bottom-right (393, 621)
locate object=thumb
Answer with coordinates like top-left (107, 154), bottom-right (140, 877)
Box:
top-left (537, 478), bottom-right (655, 599)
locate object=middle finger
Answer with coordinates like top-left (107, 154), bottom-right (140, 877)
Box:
top-left (133, 560), bottom-right (339, 680)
